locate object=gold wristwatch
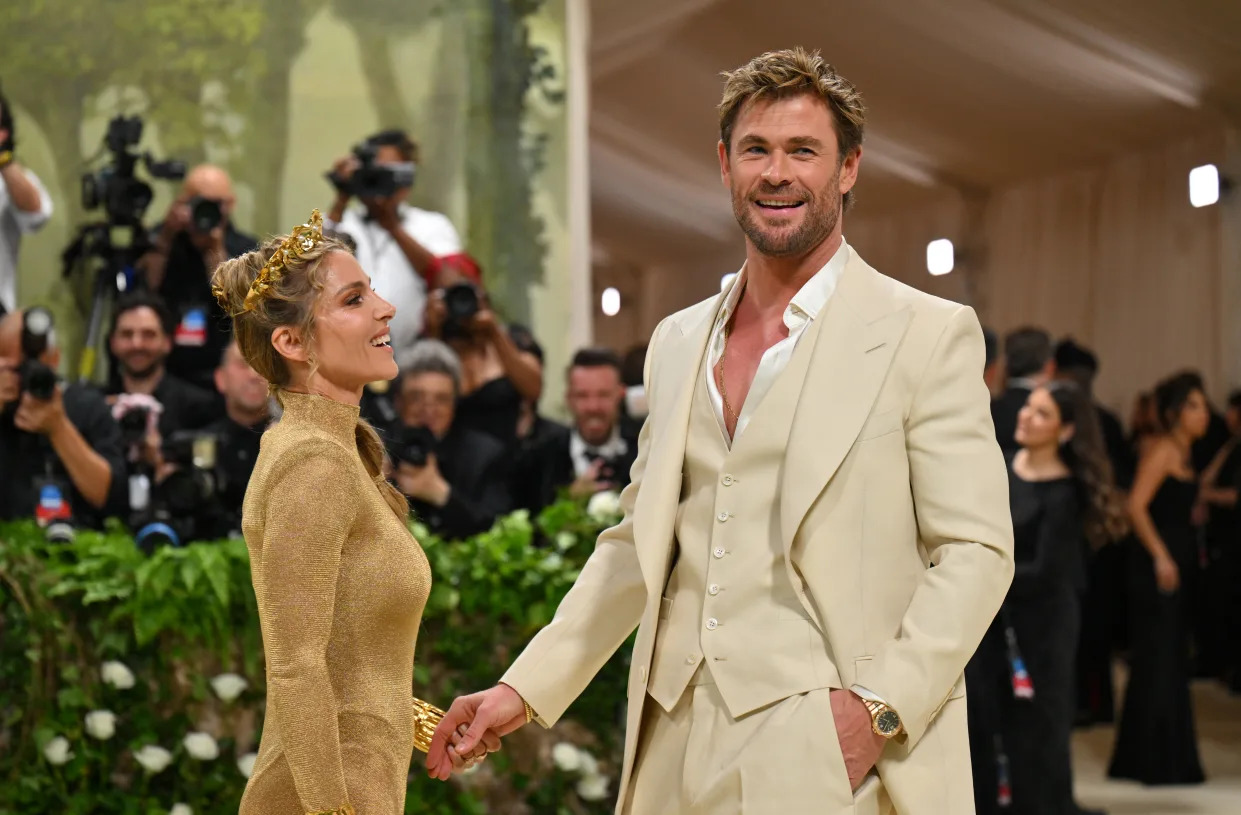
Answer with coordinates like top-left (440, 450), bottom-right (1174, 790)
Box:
top-left (863, 698), bottom-right (903, 738)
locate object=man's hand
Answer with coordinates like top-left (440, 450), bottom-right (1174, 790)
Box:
top-left (568, 459), bottom-right (613, 499)
top-left (164, 197), bottom-right (191, 238)
top-left (396, 455), bottom-right (451, 506)
top-left (423, 289), bottom-right (447, 339)
top-left (426, 684), bottom-right (529, 781)
top-left (829, 689), bottom-right (886, 791)
top-left (368, 193), bottom-right (403, 233)
top-left (14, 388), bottom-right (69, 437)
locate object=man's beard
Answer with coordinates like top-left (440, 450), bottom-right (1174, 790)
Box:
top-left (732, 170), bottom-right (841, 258)
top-left (123, 360), bottom-right (163, 381)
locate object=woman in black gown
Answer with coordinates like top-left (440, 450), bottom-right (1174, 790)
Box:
top-left (1002, 383), bottom-right (1126, 815)
top-left (1109, 371), bottom-right (1210, 785)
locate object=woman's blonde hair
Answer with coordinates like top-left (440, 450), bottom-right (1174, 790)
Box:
top-left (211, 232), bottom-right (408, 522)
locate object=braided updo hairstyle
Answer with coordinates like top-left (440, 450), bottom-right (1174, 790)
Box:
top-left (211, 236), bottom-right (408, 522)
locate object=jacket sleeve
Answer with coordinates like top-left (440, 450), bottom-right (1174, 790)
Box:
top-left (862, 306), bottom-right (1015, 747)
top-left (500, 318), bottom-right (669, 725)
top-left (253, 440), bottom-right (358, 812)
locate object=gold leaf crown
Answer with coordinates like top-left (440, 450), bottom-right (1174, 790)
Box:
top-left (212, 209), bottom-right (326, 317)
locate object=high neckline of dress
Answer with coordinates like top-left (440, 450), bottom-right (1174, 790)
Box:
top-left (278, 389), bottom-right (359, 444)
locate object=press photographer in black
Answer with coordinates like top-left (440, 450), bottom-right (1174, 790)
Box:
top-left (106, 291), bottom-right (219, 452)
top-left (388, 340), bottom-right (510, 540)
top-left (510, 348), bottom-right (638, 513)
top-left (201, 338), bottom-right (272, 535)
top-left (422, 264), bottom-right (542, 447)
top-left (0, 309), bottom-right (125, 527)
top-left (138, 164), bottom-right (257, 391)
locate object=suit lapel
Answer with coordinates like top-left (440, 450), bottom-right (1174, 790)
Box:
top-left (633, 289), bottom-right (726, 592)
top-left (780, 256), bottom-right (912, 554)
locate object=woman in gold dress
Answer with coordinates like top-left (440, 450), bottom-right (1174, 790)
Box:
top-left (211, 211), bottom-right (493, 815)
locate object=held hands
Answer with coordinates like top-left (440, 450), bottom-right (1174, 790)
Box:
top-left (426, 684), bottom-right (530, 781)
top-left (829, 689), bottom-right (887, 791)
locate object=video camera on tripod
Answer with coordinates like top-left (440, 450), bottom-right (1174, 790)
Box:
top-left (63, 115), bottom-right (186, 383)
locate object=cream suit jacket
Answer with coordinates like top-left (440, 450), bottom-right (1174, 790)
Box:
top-left (502, 249), bottom-right (1015, 814)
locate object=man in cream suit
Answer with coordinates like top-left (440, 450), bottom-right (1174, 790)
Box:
top-left (428, 47), bottom-right (1014, 815)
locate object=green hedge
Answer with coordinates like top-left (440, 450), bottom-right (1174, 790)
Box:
top-left (0, 497), bottom-right (631, 815)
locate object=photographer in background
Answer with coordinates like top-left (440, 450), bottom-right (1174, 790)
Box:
top-left (0, 309), bottom-right (125, 527)
top-left (422, 263), bottom-right (542, 447)
top-left (138, 164), bottom-right (257, 390)
top-left (0, 87), bottom-right (54, 316)
top-left (512, 348), bottom-right (637, 513)
top-left (201, 339), bottom-right (271, 536)
top-left (389, 340), bottom-right (510, 540)
top-left (326, 129), bottom-right (462, 358)
top-left (106, 291), bottom-right (219, 456)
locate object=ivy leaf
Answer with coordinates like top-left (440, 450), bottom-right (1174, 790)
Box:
top-left (180, 553), bottom-right (202, 592)
top-left (196, 545), bottom-right (230, 608)
top-left (57, 686), bottom-right (88, 709)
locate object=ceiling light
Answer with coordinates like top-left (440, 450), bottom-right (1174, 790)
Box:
top-left (927, 239), bottom-right (954, 276)
top-left (601, 287), bottom-right (621, 316)
top-left (1189, 164), bottom-right (1220, 208)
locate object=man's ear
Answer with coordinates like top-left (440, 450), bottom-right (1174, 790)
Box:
top-left (271, 326), bottom-right (308, 364)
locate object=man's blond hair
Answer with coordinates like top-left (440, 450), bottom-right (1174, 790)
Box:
top-left (718, 47), bottom-right (866, 210)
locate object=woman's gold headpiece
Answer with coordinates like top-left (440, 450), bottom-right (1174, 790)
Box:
top-left (212, 209), bottom-right (326, 317)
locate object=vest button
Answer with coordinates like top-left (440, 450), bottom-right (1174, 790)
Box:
top-left (709, 584), bottom-right (720, 596)
top-left (716, 511), bottom-right (729, 523)
top-left (721, 474), bottom-right (734, 486)
top-left (713, 547), bottom-right (726, 559)
top-left (706, 618), bottom-right (719, 630)
top-left (685, 655), bottom-right (697, 665)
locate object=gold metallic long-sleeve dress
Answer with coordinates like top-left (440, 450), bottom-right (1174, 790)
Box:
top-left (239, 391), bottom-right (431, 815)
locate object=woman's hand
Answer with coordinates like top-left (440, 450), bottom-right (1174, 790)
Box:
top-left (1154, 551), bottom-right (1180, 593)
top-left (423, 289), bottom-right (447, 339)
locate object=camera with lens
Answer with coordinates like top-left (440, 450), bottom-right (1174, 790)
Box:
top-left (441, 283), bottom-right (480, 341)
top-left (326, 140), bottom-right (416, 200)
top-left (187, 195), bottom-right (224, 234)
top-left (80, 115), bottom-right (186, 227)
top-left (389, 424), bottom-right (437, 468)
top-left (131, 431), bottom-right (223, 551)
top-left (13, 307), bottom-right (57, 403)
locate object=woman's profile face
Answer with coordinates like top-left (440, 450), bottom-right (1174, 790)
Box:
top-left (310, 252), bottom-right (397, 394)
top-left (1176, 388), bottom-right (1211, 441)
top-left (1016, 387), bottom-right (1067, 450)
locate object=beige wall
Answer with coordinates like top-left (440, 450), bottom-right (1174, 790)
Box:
top-left (847, 128), bottom-right (1234, 417)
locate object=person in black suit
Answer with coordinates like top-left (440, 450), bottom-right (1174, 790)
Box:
top-left (983, 326), bottom-right (1004, 398)
top-left (388, 339), bottom-right (510, 540)
top-left (993, 327), bottom-right (1055, 454)
top-left (510, 348), bottom-right (638, 515)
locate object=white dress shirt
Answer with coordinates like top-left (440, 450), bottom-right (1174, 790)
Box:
top-left (569, 427), bottom-right (629, 478)
top-left (706, 238), bottom-right (850, 444)
top-left (704, 237), bottom-right (899, 722)
top-left (332, 203), bottom-right (462, 356)
top-left (0, 166), bottom-right (54, 313)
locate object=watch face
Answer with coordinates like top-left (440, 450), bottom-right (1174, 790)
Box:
top-left (876, 709), bottom-right (901, 735)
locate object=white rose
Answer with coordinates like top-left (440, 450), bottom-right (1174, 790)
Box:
top-left (170, 804), bottom-right (193, 815)
top-left (554, 531), bottom-right (576, 552)
top-left (100, 661), bottom-right (136, 690)
top-left (586, 490), bottom-right (621, 522)
top-left (237, 752), bottom-right (257, 778)
top-left (551, 742), bottom-right (581, 772)
top-left (43, 736), bottom-right (74, 766)
top-left (183, 732), bottom-right (220, 761)
top-left (209, 673), bottom-right (248, 703)
top-left (576, 748), bottom-right (598, 777)
top-left (576, 773), bottom-right (610, 801)
top-left (84, 710), bottom-right (117, 740)
top-left (540, 553), bottom-right (565, 571)
top-left (134, 744), bottom-right (174, 774)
